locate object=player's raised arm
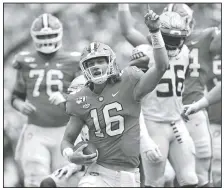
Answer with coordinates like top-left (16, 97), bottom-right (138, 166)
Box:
top-left (134, 10), bottom-right (169, 101)
top-left (210, 27), bottom-right (221, 55)
top-left (118, 4), bottom-right (149, 47)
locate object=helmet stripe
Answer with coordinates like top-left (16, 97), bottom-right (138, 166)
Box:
top-left (167, 4), bottom-right (174, 11)
top-left (42, 13), bottom-right (49, 29)
top-left (90, 42), bottom-right (95, 53)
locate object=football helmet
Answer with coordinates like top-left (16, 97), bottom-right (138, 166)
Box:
top-left (160, 11), bottom-right (188, 57)
top-left (164, 4), bottom-right (194, 36)
top-left (80, 42), bottom-right (119, 84)
top-left (30, 13), bottom-right (63, 54)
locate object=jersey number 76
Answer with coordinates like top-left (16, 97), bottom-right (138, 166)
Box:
top-left (29, 69), bottom-right (64, 97)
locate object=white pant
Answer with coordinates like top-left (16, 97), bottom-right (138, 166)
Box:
top-left (78, 164), bottom-right (140, 187)
top-left (185, 110), bottom-right (212, 186)
top-left (15, 124), bottom-right (69, 187)
top-left (141, 118), bottom-right (198, 187)
top-left (209, 123), bottom-right (221, 187)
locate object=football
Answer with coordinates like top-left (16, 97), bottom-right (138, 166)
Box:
top-left (74, 141), bottom-right (98, 156)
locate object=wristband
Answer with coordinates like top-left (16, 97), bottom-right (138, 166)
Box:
top-left (62, 148), bottom-right (73, 160)
top-left (150, 30), bottom-right (165, 49)
top-left (118, 4), bottom-right (129, 11)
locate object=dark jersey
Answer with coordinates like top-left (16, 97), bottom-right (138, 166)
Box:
top-left (12, 50), bottom-right (80, 127)
top-left (206, 54), bottom-right (221, 124)
top-left (66, 66), bottom-right (144, 168)
top-left (183, 27), bottom-right (219, 105)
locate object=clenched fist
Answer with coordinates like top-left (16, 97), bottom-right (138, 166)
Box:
top-left (144, 9), bottom-right (160, 33)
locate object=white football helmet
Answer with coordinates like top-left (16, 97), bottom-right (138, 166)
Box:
top-left (164, 4), bottom-right (194, 36)
top-left (30, 13), bottom-right (63, 54)
top-left (80, 42), bottom-right (119, 84)
top-left (160, 11), bottom-right (189, 57)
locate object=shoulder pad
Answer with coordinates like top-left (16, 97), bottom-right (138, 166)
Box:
top-left (68, 75), bottom-right (87, 93)
top-left (125, 66), bottom-right (144, 84)
top-left (12, 51), bottom-right (33, 69)
top-left (66, 91), bottom-right (86, 116)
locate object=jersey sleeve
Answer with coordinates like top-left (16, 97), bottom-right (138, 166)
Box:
top-left (68, 75), bottom-right (86, 94)
top-left (66, 94), bottom-right (80, 116)
top-left (14, 70), bottom-right (26, 93)
top-left (126, 66), bottom-right (144, 86)
top-left (11, 69), bottom-right (27, 103)
top-left (12, 51), bottom-right (31, 70)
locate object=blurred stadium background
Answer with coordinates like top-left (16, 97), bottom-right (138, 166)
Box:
top-left (3, 3), bottom-right (221, 187)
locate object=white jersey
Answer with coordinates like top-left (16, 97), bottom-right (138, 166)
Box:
top-left (141, 45), bottom-right (189, 122)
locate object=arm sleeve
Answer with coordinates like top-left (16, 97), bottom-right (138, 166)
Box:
top-left (210, 27), bottom-right (221, 55)
top-left (65, 94), bottom-right (79, 117)
top-left (11, 70), bottom-right (26, 104)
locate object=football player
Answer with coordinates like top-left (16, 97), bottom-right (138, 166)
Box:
top-left (11, 13), bottom-right (81, 187)
top-left (118, 4), bottom-right (221, 187)
top-left (42, 48), bottom-right (158, 187)
top-left (125, 9), bottom-right (198, 187)
top-left (61, 10), bottom-right (169, 187)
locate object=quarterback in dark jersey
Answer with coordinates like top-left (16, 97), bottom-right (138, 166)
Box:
top-left (118, 3), bottom-right (221, 187)
top-left (11, 13), bottom-right (80, 187)
top-left (61, 11), bottom-right (169, 187)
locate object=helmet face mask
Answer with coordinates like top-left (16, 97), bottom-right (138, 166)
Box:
top-left (83, 57), bottom-right (109, 84)
top-left (162, 33), bottom-right (185, 56)
top-left (30, 13), bottom-right (63, 54)
top-left (80, 42), bottom-right (119, 84)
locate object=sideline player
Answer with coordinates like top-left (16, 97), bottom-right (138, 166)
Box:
top-left (61, 10), bottom-right (169, 187)
top-left (11, 13), bottom-right (80, 187)
top-left (118, 4), bottom-right (221, 187)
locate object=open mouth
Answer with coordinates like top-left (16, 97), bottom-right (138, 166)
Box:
top-left (93, 69), bottom-right (102, 76)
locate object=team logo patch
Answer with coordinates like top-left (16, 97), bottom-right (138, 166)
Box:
top-left (76, 96), bottom-right (86, 104)
top-left (29, 63), bottom-right (37, 68)
top-left (25, 57), bottom-right (35, 63)
top-left (83, 103), bottom-right (90, 109)
top-left (19, 51), bottom-right (30, 55)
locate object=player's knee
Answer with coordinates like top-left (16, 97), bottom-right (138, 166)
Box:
top-left (40, 177), bottom-right (56, 187)
top-left (23, 163), bottom-right (49, 187)
top-left (194, 139), bottom-right (212, 159)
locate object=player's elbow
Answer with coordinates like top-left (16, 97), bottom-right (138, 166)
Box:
top-left (120, 27), bottom-right (132, 38)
